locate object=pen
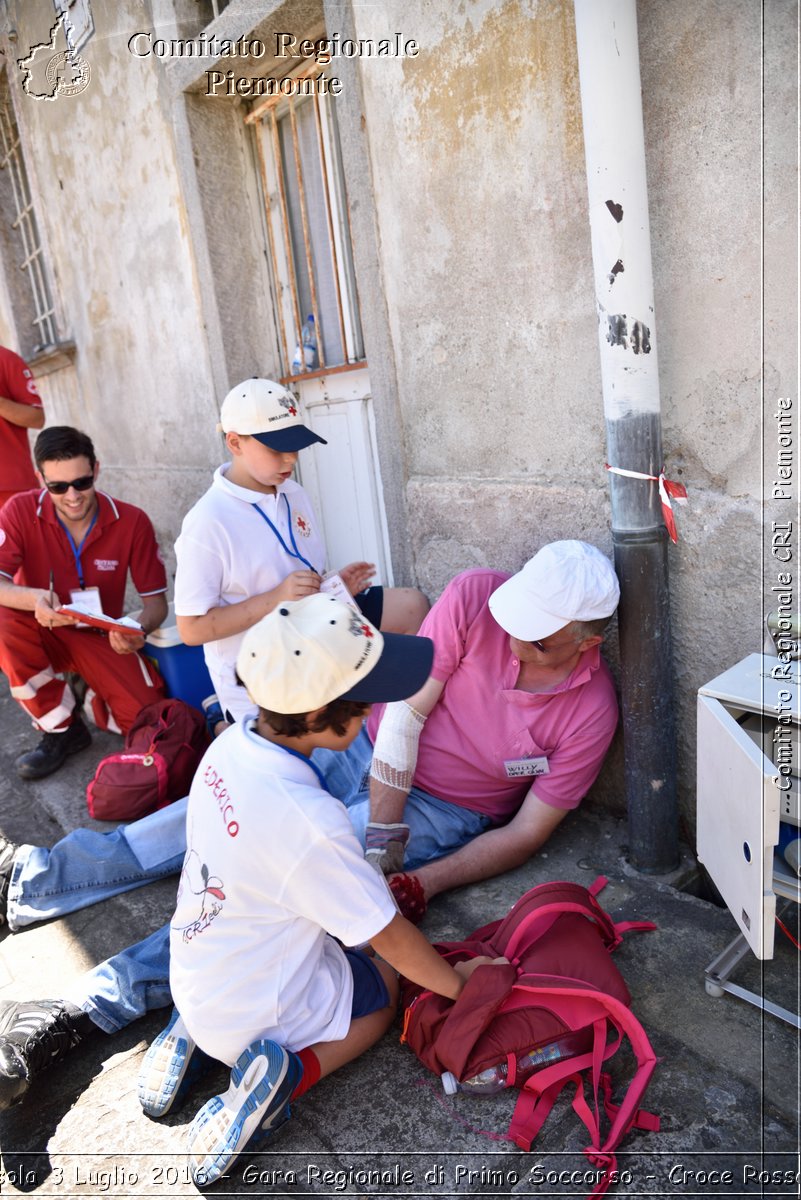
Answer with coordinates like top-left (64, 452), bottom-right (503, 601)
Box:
top-left (49, 570), bottom-right (54, 629)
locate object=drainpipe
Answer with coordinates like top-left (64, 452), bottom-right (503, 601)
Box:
top-left (573, 0), bottom-right (679, 873)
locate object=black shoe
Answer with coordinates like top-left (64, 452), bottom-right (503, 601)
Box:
top-left (0, 836), bottom-right (18, 927)
top-left (15, 717), bottom-right (92, 781)
top-left (0, 999), bottom-right (95, 1109)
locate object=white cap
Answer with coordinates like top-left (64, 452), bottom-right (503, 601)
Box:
top-left (218, 378), bottom-right (326, 452)
top-left (236, 594), bottom-right (433, 714)
top-left (488, 541), bottom-right (619, 641)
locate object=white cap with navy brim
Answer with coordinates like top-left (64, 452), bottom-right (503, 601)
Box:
top-left (237, 594), bottom-right (433, 714)
top-left (218, 378), bottom-right (327, 453)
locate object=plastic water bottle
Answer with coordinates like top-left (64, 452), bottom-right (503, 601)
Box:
top-left (440, 1031), bottom-right (591, 1095)
top-left (292, 314), bottom-right (317, 372)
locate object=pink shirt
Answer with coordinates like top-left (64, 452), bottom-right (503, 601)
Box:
top-left (367, 569), bottom-right (618, 821)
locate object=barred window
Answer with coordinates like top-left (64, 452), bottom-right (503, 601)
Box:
top-left (0, 70), bottom-right (58, 355)
top-left (248, 70), bottom-right (365, 378)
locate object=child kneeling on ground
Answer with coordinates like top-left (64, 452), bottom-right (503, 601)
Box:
top-left (160, 593), bottom-right (504, 1186)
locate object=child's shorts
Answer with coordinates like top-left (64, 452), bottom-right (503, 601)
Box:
top-left (344, 948), bottom-right (391, 1017)
top-left (354, 586), bottom-right (384, 628)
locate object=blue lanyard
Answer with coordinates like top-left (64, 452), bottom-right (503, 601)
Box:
top-left (274, 742), bottom-right (329, 790)
top-left (57, 510), bottom-right (98, 590)
top-left (251, 493), bottom-right (317, 572)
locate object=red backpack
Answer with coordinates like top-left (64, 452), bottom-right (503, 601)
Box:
top-left (400, 879), bottom-right (659, 1198)
top-left (86, 699), bottom-right (209, 821)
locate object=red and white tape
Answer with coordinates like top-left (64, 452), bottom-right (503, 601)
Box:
top-left (604, 464), bottom-right (688, 544)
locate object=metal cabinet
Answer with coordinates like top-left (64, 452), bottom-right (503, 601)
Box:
top-left (697, 653), bottom-right (800, 1027)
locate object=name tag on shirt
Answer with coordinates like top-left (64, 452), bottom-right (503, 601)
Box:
top-left (69, 587), bottom-right (103, 615)
top-left (68, 587), bottom-right (103, 628)
top-left (504, 756), bottom-right (550, 779)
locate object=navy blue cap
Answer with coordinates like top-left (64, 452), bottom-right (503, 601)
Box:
top-left (339, 631), bottom-right (434, 704)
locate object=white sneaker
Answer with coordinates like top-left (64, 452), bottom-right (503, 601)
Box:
top-left (187, 1039), bottom-right (301, 1187)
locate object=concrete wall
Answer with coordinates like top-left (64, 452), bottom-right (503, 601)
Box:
top-left (0, 0), bottom-right (222, 582)
top-left (345, 0), bottom-right (794, 819)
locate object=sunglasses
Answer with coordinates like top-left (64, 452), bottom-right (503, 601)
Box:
top-left (529, 629), bottom-right (581, 653)
top-left (43, 474), bottom-right (95, 495)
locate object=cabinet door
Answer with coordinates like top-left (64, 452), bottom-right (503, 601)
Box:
top-left (697, 695), bottom-right (781, 959)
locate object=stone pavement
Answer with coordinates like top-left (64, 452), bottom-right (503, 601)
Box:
top-left (0, 680), bottom-right (799, 1199)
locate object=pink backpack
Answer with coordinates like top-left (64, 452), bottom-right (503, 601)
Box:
top-left (86, 699), bottom-right (209, 821)
top-left (400, 879), bottom-right (660, 1198)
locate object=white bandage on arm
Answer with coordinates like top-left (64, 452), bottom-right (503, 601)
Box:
top-left (369, 701), bottom-right (427, 792)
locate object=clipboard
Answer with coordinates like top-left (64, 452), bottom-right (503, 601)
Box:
top-left (57, 606), bottom-right (145, 637)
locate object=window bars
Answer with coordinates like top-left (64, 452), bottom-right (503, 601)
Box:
top-left (0, 74), bottom-right (57, 352)
top-left (247, 67), bottom-right (365, 378)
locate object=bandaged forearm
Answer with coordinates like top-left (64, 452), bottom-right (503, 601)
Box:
top-left (369, 701), bottom-right (427, 792)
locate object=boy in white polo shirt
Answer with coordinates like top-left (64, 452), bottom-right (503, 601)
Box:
top-left (174, 378), bottom-right (428, 724)
top-left (165, 595), bottom-right (499, 1186)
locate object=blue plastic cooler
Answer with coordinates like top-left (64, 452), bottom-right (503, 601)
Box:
top-left (144, 603), bottom-right (213, 713)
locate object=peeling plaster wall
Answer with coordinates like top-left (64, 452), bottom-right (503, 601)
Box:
top-left (348, 0), bottom-right (791, 822)
top-left (354, 0), bottom-right (599, 490)
top-left (641, 0), bottom-right (762, 502)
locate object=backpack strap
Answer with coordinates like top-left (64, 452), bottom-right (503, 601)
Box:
top-left (588, 876), bottom-right (659, 939)
top-left (599, 1071), bottom-right (660, 1132)
top-left (480, 880), bottom-right (656, 964)
top-left (508, 1014), bottom-right (611, 1150)
top-left (506, 982), bottom-right (658, 1185)
top-left (613, 918), bottom-right (658, 936)
top-left (503, 897), bottom-right (622, 961)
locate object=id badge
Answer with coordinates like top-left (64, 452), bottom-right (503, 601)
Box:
top-left (68, 587), bottom-right (103, 627)
top-left (504, 756), bottom-right (550, 779)
top-left (320, 571), bottom-right (357, 608)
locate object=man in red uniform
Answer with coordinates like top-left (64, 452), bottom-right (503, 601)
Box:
top-left (0, 345), bottom-right (45, 509)
top-left (0, 426), bottom-right (168, 779)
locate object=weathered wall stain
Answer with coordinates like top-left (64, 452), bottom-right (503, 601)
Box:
top-left (396, 0), bottom-right (584, 169)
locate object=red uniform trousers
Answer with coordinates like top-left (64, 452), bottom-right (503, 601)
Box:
top-left (0, 607), bottom-right (165, 734)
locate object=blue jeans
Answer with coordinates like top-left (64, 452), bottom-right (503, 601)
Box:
top-left (8, 728), bottom-right (489, 1032)
top-left (7, 800), bottom-right (189, 931)
top-left (312, 727), bottom-right (491, 870)
top-left (66, 925), bottom-right (172, 1034)
top-left (8, 802), bottom-right (188, 1033)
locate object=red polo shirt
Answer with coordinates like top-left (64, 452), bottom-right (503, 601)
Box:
top-left (0, 346), bottom-right (43, 494)
top-left (0, 488), bottom-right (167, 617)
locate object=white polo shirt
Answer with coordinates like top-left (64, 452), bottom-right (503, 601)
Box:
top-left (169, 719), bottom-right (397, 1065)
top-left (174, 466), bottom-right (326, 714)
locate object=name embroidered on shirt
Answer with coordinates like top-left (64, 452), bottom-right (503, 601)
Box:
top-left (504, 756), bottom-right (550, 778)
top-left (93, 558), bottom-right (119, 571)
top-left (202, 763), bottom-right (239, 836)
